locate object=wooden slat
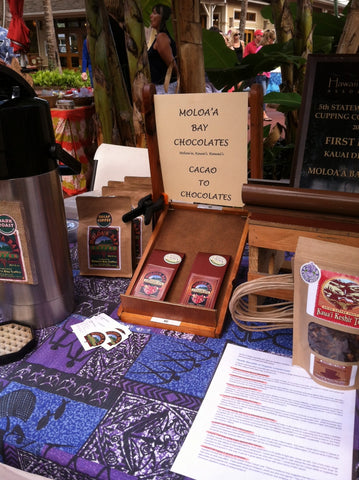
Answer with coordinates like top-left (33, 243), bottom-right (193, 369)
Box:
top-left (248, 223), bottom-right (359, 252)
top-left (246, 272), bottom-right (293, 302)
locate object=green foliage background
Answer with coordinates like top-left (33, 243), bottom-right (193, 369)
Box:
top-left (31, 69), bottom-right (91, 89)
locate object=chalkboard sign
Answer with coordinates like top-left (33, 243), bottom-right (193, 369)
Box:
top-left (292, 54), bottom-right (359, 193)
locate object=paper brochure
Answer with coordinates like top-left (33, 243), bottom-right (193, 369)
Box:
top-left (172, 343), bottom-right (356, 480)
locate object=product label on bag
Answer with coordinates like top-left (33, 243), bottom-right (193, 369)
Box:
top-left (304, 266), bottom-right (359, 386)
top-left (0, 214), bottom-right (27, 281)
top-left (294, 237), bottom-right (359, 390)
top-left (306, 268), bottom-right (359, 328)
top-left (87, 226), bottom-right (120, 270)
top-left (86, 211), bottom-right (121, 270)
top-left (0, 201), bottom-right (36, 284)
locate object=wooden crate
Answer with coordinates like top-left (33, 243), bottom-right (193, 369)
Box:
top-left (119, 203), bottom-right (248, 337)
top-left (247, 206), bottom-right (359, 307)
top-left (117, 85), bottom-right (262, 337)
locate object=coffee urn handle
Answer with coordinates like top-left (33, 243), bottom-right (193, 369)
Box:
top-left (50, 143), bottom-right (82, 175)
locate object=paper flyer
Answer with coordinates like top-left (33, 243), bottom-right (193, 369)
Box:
top-left (72, 314), bottom-right (132, 351)
top-left (172, 343), bottom-right (356, 480)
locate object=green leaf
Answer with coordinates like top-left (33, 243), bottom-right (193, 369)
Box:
top-left (30, 69), bottom-right (87, 89)
top-left (204, 38), bottom-right (304, 91)
top-left (313, 35), bottom-right (335, 54)
top-left (260, 5), bottom-right (273, 22)
top-left (261, 7), bottom-right (346, 56)
top-left (202, 29), bottom-right (238, 69)
top-left (312, 11), bottom-right (346, 53)
top-left (264, 92), bottom-right (302, 113)
top-left (312, 11), bottom-right (346, 38)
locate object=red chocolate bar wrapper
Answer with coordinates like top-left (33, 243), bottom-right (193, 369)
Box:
top-left (180, 253), bottom-right (231, 309)
top-left (131, 249), bottom-right (185, 301)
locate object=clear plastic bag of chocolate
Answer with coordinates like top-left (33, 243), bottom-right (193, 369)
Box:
top-left (293, 236), bottom-right (359, 390)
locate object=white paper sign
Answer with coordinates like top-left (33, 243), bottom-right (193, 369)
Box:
top-left (172, 343), bottom-right (356, 480)
top-left (154, 92), bottom-right (248, 207)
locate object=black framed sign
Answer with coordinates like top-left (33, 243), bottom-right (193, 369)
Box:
top-left (292, 54), bottom-right (359, 193)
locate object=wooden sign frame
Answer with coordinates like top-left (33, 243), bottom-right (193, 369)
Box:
top-left (292, 54), bottom-right (359, 193)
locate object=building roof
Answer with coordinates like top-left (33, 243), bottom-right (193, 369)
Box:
top-left (1, 0), bottom-right (348, 25)
top-left (23, 0), bottom-right (85, 19)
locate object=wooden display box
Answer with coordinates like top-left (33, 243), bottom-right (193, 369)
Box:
top-left (242, 184), bottom-right (359, 309)
top-left (119, 203), bottom-right (248, 337)
top-left (118, 88), bottom-right (253, 337)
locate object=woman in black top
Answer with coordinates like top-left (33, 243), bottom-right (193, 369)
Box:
top-left (228, 30), bottom-right (245, 62)
top-left (148, 4), bottom-right (178, 93)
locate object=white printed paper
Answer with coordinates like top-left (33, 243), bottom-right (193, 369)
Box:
top-left (72, 314), bottom-right (132, 351)
top-left (172, 343), bottom-right (355, 480)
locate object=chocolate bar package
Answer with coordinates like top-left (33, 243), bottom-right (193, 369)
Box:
top-left (180, 253), bottom-right (231, 309)
top-left (293, 236), bottom-right (359, 390)
top-left (131, 249), bottom-right (185, 301)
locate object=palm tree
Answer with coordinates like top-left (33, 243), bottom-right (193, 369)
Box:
top-left (105, 0), bottom-right (151, 146)
top-left (171, 0), bottom-right (206, 93)
top-left (85, 0), bottom-right (136, 146)
top-left (42, 0), bottom-right (62, 72)
top-left (239, 0), bottom-right (248, 40)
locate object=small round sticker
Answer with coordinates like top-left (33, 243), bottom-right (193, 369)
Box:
top-left (300, 262), bottom-right (320, 284)
top-left (164, 253), bottom-right (182, 265)
top-left (97, 212), bottom-right (112, 227)
top-left (209, 255), bottom-right (227, 267)
top-left (0, 215), bottom-right (16, 235)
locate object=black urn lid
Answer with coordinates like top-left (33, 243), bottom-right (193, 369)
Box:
top-left (0, 65), bottom-right (58, 180)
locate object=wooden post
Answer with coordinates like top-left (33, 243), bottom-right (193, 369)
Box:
top-left (171, 0), bottom-right (206, 93)
top-left (142, 83), bottom-right (164, 203)
top-left (249, 83), bottom-right (264, 179)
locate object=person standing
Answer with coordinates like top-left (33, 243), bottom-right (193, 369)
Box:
top-left (243, 29), bottom-right (263, 57)
top-left (228, 30), bottom-right (245, 62)
top-left (81, 26), bottom-right (93, 87)
top-left (147, 4), bottom-right (178, 94)
top-left (0, 27), bottom-right (15, 66)
top-left (255, 29), bottom-right (276, 121)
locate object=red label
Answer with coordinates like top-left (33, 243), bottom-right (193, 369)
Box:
top-left (313, 270), bottom-right (359, 328)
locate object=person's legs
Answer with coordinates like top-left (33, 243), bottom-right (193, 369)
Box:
top-left (256, 75), bottom-right (271, 121)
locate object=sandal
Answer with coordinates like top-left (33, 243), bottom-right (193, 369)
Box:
top-left (263, 115), bottom-right (272, 121)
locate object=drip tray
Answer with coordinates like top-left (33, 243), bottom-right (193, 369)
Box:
top-left (0, 321), bottom-right (36, 365)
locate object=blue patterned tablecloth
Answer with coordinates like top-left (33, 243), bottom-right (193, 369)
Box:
top-left (0, 244), bottom-right (357, 480)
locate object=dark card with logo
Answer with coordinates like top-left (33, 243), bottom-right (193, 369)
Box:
top-left (131, 249), bottom-right (185, 301)
top-left (180, 252), bottom-right (231, 309)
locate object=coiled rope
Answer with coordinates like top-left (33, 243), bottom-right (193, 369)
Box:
top-left (229, 274), bottom-right (294, 331)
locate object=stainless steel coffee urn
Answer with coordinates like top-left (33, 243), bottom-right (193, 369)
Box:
top-left (0, 65), bottom-right (80, 329)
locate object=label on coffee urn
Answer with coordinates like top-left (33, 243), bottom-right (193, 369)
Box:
top-left (0, 202), bottom-right (36, 283)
